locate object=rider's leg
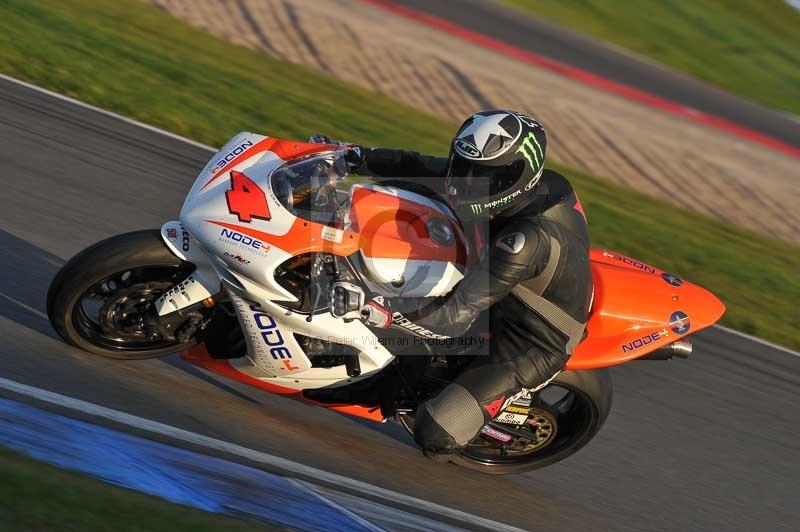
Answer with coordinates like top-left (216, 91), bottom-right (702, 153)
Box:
top-left (413, 338), bottom-right (569, 457)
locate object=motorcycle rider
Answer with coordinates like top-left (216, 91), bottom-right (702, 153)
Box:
top-left (310, 109), bottom-right (592, 458)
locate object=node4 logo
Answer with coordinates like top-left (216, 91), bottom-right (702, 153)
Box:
top-left (248, 304), bottom-right (299, 371)
top-left (622, 329), bottom-right (669, 353)
top-left (212, 140), bottom-right (254, 173)
top-left (669, 311), bottom-right (691, 335)
top-left (516, 131), bottom-right (544, 173)
top-left (218, 228), bottom-right (269, 256)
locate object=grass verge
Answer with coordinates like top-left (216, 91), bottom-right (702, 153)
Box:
top-left (0, 447), bottom-right (270, 531)
top-left (500, 0), bottom-right (800, 115)
top-left (0, 0), bottom-right (797, 350)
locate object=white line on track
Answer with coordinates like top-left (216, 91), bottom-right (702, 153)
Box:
top-left (0, 293), bottom-right (48, 320)
top-left (288, 479), bottom-right (387, 532)
top-left (0, 73), bottom-right (216, 153)
top-left (300, 481), bottom-right (470, 532)
top-left (713, 325), bottom-right (799, 359)
top-left (0, 375), bottom-right (524, 532)
top-left (1, 72), bottom-right (795, 359)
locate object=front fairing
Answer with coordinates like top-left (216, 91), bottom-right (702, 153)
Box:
top-left (175, 134), bottom-right (466, 384)
top-left (180, 136), bottom-right (350, 302)
top-left (180, 134), bottom-right (466, 302)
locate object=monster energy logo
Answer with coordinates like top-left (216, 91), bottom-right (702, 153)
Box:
top-left (470, 189), bottom-right (522, 215)
top-left (485, 190), bottom-right (521, 209)
top-left (517, 131), bottom-right (544, 172)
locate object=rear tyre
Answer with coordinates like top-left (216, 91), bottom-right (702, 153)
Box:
top-left (400, 369), bottom-right (612, 474)
top-left (47, 230), bottom-right (198, 359)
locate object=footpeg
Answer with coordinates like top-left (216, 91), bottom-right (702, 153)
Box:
top-left (345, 353), bottom-right (361, 377)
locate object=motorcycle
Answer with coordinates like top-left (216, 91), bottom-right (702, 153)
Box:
top-left (47, 132), bottom-right (725, 474)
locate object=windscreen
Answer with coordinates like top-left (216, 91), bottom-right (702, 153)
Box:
top-left (270, 150), bottom-right (352, 227)
top-left (269, 147), bottom-right (457, 228)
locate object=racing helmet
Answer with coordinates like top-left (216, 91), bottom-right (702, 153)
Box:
top-left (445, 110), bottom-right (547, 220)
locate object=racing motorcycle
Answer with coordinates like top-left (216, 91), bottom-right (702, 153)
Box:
top-left (47, 133), bottom-right (725, 474)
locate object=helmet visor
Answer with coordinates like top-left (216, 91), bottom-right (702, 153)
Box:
top-left (447, 158), bottom-right (524, 200)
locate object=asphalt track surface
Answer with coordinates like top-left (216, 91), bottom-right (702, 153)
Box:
top-left (1, 77), bottom-right (798, 531)
top-left (387, 0), bottom-right (800, 149)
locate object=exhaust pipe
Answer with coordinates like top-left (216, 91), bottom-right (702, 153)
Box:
top-left (641, 339), bottom-right (692, 360)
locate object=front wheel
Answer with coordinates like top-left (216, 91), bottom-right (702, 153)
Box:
top-left (47, 230), bottom-right (201, 359)
top-left (401, 369), bottom-right (612, 474)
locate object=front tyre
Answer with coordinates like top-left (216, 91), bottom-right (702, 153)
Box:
top-left (47, 230), bottom-right (199, 359)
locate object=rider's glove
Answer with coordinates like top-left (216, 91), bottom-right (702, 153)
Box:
top-left (307, 134), bottom-right (333, 144)
top-left (361, 299), bottom-right (392, 329)
top-left (307, 135), bottom-right (365, 171)
top-left (344, 145), bottom-right (365, 171)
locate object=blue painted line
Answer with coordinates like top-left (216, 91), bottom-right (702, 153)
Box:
top-left (0, 397), bottom-right (377, 531)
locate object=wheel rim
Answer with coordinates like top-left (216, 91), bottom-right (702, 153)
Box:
top-left (461, 382), bottom-right (599, 467)
top-left (72, 265), bottom-right (189, 352)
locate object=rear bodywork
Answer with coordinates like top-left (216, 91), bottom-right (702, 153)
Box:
top-left (566, 250), bottom-right (725, 369)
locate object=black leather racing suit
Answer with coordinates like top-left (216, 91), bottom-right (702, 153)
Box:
top-left (364, 148), bottom-right (593, 454)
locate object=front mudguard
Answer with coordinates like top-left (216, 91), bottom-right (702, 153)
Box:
top-left (155, 221), bottom-right (220, 315)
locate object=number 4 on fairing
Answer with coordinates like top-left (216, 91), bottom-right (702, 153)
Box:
top-left (225, 170), bottom-right (271, 222)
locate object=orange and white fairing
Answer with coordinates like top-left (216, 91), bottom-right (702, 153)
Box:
top-left (168, 132), bottom-right (724, 421)
top-left (174, 133), bottom-right (469, 393)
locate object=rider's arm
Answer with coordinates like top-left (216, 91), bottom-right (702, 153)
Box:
top-left (306, 136), bottom-right (447, 178)
top-left (388, 221), bottom-right (550, 338)
top-left (363, 148), bottom-right (448, 179)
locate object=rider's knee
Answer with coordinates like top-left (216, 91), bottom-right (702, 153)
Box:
top-left (414, 382), bottom-right (486, 456)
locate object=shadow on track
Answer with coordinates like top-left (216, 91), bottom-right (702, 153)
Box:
top-left (158, 354), bottom-right (420, 449)
top-left (158, 355), bottom-right (262, 405)
top-left (349, 414), bottom-right (418, 448)
top-left (0, 229), bottom-right (63, 339)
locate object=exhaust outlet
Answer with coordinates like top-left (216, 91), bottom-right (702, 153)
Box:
top-left (641, 339), bottom-right (692, 360)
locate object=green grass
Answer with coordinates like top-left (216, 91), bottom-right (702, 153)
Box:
top-left (0, 447), bottom-right (271, 531)
top-left (0, 0), bottom-right (447, 152)
top-left (500, 0), bottom-right (800, 115)
top-left (0, 0), bottom-right (797, 349)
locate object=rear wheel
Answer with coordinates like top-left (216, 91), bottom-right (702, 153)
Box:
top-left (47, 230), bottom-right (201, 359)
top-left (400, 369), bottom-right (612, 474)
